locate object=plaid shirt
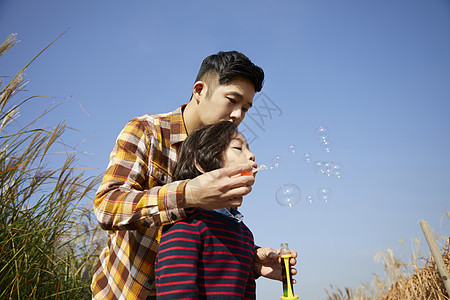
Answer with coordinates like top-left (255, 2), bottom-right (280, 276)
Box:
top-left (91, 105), bottom-right (190, 300)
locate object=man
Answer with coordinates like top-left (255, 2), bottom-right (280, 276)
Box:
top-left (92, 51), bottom-right (297, 299)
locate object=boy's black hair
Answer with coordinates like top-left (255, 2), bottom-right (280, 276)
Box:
top-left (194, 51), bottom-right (265, 93)
top-left (173, 121), bottom-right (239, 181)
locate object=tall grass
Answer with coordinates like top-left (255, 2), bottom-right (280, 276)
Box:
top-left (0, 33), bottom-right (105, 299)
top-left (325, 213), bottom-right (450, 300)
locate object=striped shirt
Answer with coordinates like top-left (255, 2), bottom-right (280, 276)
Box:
top-left (91, 105), bottom-right (192, 300)
top-left (155, 208), bottom-right (256, 299)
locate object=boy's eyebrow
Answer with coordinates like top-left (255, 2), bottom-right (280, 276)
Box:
top-left (228, 91), bottom-right (253, 108)
top-left (233, 135), bottom-right (250, 150)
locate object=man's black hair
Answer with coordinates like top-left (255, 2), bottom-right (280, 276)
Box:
top-left (194, 51), bottom-right (264, 93)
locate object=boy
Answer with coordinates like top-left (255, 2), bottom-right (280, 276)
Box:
top-left (156, 121), bottom-right (258, 299)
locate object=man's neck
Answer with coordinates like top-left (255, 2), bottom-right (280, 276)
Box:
top-left (182, 99), bottom-right (202, 135)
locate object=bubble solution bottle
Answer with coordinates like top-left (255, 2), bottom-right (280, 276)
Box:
top-left (280, 243), bottom-right (299, 300)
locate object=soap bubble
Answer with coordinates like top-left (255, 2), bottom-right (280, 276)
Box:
top-left (332, 163), bottom-right (344, 178)
top-left (270, 156), bottom-right (281, 169)
top-left (306, 195), bottom-right (314, 204)
top-left (312, 161), bottom-right (323, 174)
top-left (303, 153), bottom-right (312, 163)
top-left (317, 187), bottom-right (332, 203)
top-left (321, 161), bottom-right (334, 177)
top-left (315, 126), bottom-right (330, 141)
top-left (288, 145), bottom-right (297, 154)
top-left (276, 184), bottom-right (301, 207)
top-left (320, 140), bottom-right (333, 152)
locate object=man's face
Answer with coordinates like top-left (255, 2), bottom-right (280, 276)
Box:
top-left (197, 77), bottom-right (255, 126)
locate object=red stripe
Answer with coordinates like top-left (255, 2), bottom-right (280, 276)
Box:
top-left (158, 254), bottom-right (198, 263)
top-left (203, 251), bottom-right (252, 260)
top-left (201, 233), bottom-right (253, 245)
top-left (198, 275), bottom-right (246, 281)
top-left (162, 228), bottom-right (199, 236)
top-left (156, 263), bottom-right (197, 271)
top-left (157, 289), bottom-right (198, 296)
top-left (158, 272), bottom-right (197, 278)
top-left (201, 259), bottom-right (251, 267)
top-left (203, 225), bottom-right (252, 239)
top-left (200, 267), bottom-right (250, 274)
top-left (197, 218), bottom-right (226, 226)
top-left (200, 283), bottom-right (246, 288)
top-left (159, 237), bottom-right (200, 246)
top-left (158, 245), bottom-right (199, 254)
top-left (203, 242), bottom-right (253, 254)
top-left (198, 291), bottom-right (245, 296)
top-left (157, 280), bottom-right (196, 287)
top-left (196, 211), bottom-right (227, 225)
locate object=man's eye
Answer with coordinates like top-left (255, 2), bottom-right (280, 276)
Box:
top-left (242, 107), bottom-right (248, 113)
top-left (227, 97), bottom-right (236, 104)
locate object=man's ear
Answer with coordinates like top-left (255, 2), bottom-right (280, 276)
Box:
top-left (192, 81), bottom-right (206, 102)
top-left (194, 159), bottom-right (206, 174)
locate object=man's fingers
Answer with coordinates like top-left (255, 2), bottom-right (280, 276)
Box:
top-left (226, 174), bottom-right (255, 190)
top-left (227, 196), bottom-right (243, 207)
top-left (220, 163), bottom-right (253, 177)
top-left (222, 186), bottom-right (252, 199)
top-left (185, 164), bottom-right (256, 209)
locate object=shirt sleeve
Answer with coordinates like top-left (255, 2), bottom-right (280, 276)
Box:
top-left (93, 118), bottom-right (189, 230)
top-left (155, 221), bottom-right (201, 299)
top-left (244, 272), bottom-right (257, 299)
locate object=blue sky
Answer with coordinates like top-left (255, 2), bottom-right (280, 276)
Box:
top-left (1, 1), bottom-right (449, 299)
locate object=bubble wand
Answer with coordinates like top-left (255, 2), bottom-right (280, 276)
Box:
top-left (280, 243), bottom-right (299, 300)
top-left (240, 164), bottom-right (267, 176)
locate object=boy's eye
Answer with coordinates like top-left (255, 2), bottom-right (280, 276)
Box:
top-left (242, 107), bottom-right (248, 113)
top-left (233, 147), bottom-right (242, 150)
top-left (227, 97), bottom-right (236, 104)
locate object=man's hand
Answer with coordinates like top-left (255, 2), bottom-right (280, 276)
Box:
top-left (253, 247), bottom-right (298, 283)
top-left (185, 163), bottom-right (255, 209)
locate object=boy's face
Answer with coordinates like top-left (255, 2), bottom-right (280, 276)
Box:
top-left (196, 77), bottom-right (255, 126)
top-left (223, 133), bottom-right (255, 169)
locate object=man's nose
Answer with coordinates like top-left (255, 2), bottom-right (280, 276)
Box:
top-left (230, 108), bottom-right (243, 124)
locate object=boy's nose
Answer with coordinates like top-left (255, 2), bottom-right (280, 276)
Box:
top-left (248, 151), bottom-right (255, 161)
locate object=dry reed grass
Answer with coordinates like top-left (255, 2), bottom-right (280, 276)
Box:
top-left (0, 33), bottom-right (106, 299)
top-left (325, 214), bottom-right (450, 300)
top-left (382, 238), bottom-right (449, 300)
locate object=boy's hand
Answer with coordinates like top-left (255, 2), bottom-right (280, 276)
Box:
top-left (185, 163), bottom-right (255, 209)
top-left (253, 247), bottom-right (298, 283)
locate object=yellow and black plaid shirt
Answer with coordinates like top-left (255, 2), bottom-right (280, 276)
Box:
top-left (91, 105), bottom-right (190, 300)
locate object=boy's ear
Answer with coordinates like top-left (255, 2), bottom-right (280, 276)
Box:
top-left (192, 81), bottom-right (206, 102)
top-left (194, 159), bottom-right (206, 174)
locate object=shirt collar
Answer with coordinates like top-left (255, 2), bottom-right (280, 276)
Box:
top-left (169, 104), bottom-right (188, 145)
top-left (213, 208), bottom-right (244, 223)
